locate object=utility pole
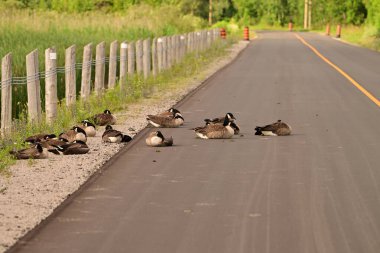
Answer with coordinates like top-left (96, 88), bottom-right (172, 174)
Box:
top-left (308, 0), bottom-right (312, 29)
top-left (304, 0), bottom-right (312, 29)
top-left (209, 0), bottom-right (213, 26)
top-left (304, 0), bottom-right (308, 29)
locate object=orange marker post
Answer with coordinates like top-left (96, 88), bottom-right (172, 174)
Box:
top-left (326, 24), bottom-right (330, 36)
top-left (243, 27), bottom-right (250, 40)
top-left (288, 22), bottom-right (293, 32)
top-left (220, 28), bottom-right (226, 39)
top-left (336, 24), bottom-right (341, 38)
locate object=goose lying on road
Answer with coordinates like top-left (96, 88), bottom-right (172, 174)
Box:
top-left (147, 112), bottom-right (184, 128)
top-left (194, 114), bottom-right (235, 139)
top-left (204, 112), bottom-right (240, 134)
top-left (254, 120), bottom-right (292, 136)
top-left (145, 131), bottom-right (173, 147)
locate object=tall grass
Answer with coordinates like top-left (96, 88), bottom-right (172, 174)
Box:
top-left (0, 5), bottom-right (205, 118)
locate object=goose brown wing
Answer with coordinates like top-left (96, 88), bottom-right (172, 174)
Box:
top-left (197, 124), bottom-right (226, 135)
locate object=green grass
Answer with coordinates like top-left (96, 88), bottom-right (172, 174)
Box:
top-left (0, 6), bottom-right (205, 118)
top-left (0, 36), bottom-right (238, 173)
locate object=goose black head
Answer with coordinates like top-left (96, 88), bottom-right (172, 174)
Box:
top-left (174, 113), bottom-right (184, 121)
top-left (105, 125), bottom-right (113, 131)
top-left (104, 109), bottom-right (112, 114)
top-left (168, 108), bottom-right (181, 114)
top-left (156, 131), bottom-right (164, 140)
top-left (254, 127), bottom-right (262, 135)
top-left (73, 126), bottom-right (87, 136)
top-left (45, 134), bottom-right (57, 140)
top-left (59, 137), bottom-right (69, 142)
top-left (82, 120), bottom-right (96, 127)
top-left (73, 140), bottom-right (87, 145)
top-left (35, 143), bottom-right (43, 153)
top-left (226, 113), bottom-right (236, 121)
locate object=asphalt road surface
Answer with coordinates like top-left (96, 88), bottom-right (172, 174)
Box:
top-left (9, 31), bottom-right (380, 253)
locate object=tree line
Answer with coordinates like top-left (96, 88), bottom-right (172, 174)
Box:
top-left (2, 0), bottom-right (380, 32)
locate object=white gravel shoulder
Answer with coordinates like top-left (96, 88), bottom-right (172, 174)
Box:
top-left (0, 41), bottom-right (248, 252)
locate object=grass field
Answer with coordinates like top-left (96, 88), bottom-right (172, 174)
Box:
top-left (0, 5), bottom-right (205, 118)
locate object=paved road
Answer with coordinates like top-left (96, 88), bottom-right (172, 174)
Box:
top-left (9, 32), bottom-right (380, 253)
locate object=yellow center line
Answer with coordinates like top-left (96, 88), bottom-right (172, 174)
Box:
top-left (295, 33), bottom-right (380, 107)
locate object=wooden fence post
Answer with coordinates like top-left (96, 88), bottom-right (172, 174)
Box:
top-left (136, 40), bottom-right (143, 75)
top-left (45, 48), bottom-right (58, 122)
top-left (81, 43), bottom-right (92, 100)
top-left (26, 49), bottom-right (42, 122)
top-left (188, 32), bottom-right (192, 53)
top-left (94, 41), bottom-right (105, 95)
top-left (152, 38), bottom-right (158, 77)
top-left (162, 37), bottom-right (167, 70)
top-left (1, 53), bottom-right (12, 135)
top-left (157, 38), bottom-right (163, 73)
top-left (180, 34), bottom-right (186, 61)
top-left (175, 35), bottom-right (180, 64)
top-left (120, 42), bottom-right (128, 89)
top-left (65, 45), bottom-right (76, 106)
top-left (167, 36), bottom-right (172, 68)
top-left (128, 41), bottom-right (135, 76)
top-left (108, 40), bottom-right (118, 89)
top-left (143, 38), bottom-right (151, 79)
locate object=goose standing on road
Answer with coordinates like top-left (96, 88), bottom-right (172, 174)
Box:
top-left (254, 120), bottom-right (292, 136)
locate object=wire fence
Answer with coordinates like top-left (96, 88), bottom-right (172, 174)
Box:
top-left (0, 57), bottom-right (114, 89)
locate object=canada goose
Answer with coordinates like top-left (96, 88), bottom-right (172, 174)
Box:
top-left (9, 143), bottom-right (48, 159)
top-left (59, 126), bottom-right (87, 143)
top-left (158, 108), bottom-right (182, 117)
top-left (40, 137), bottom-right (69, 154)
top-left (102, 125), bottom-right (132, 143)
top-left (53, 140), bottom-right (90, 155)
top-left (147, 112), bottom-right (184, 128)
top-left (79, 120), bottom-right (96, 137)
top-left (25, 133), bottom-right (56, 144)
top-left (93, 109), bottom-right (117, 126)
top-left (255, 120), bottom-right (292, 136)
top-left (204, 113), bottom-right (240, 134)
top-left (194, 116), bottom-right (234, 139)
top-left (204, 112), bottom-right (236, 124)
top-left (145, 131), bottom-right (173, 147)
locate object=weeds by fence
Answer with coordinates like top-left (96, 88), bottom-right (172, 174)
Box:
top-left (0, 29), bottom-right (221, 136)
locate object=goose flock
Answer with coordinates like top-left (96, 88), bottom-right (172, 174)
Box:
top-left (9, 109), bottom-right (129, 159)
top-left (145, 108), bottom-right (291, 145)
top-left (9, 107), bottom-right (292, 159)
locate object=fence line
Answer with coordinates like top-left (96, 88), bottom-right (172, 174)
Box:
top-left (0, 28), bottom-right (221, 134)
